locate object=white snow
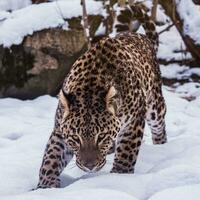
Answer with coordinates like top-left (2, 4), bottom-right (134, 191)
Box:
top-left (176, 0), bottom-right (200, 44)
top-left (157, 25), bottom-right (192, 61)
top-left (140, 2), bottom-right (192, 61)
top-left (95, 22), bottom-right (106, 36)
top-left (149, 184), bottom-right (200, 200)
top-left (0, 0), bottom-right (103, 47)
top-left (175, 82), bottom-right (200, 99)
top-left (160, 64), bottom-right (190, 80)
top-left (190, 67), bottom-right (200, 76)
top-left (0, 0), bottom-right (31, 11)
top-left (0, 85), bottom-right (200, 200)
top-left (135, 0), bottom-right (193, 61)
top-left (156, 4), bottom-right (170, 24)
top-left (160, 64), bottom-right (200, 80)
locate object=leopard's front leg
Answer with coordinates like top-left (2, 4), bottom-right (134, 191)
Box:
top-left (37, 131), bottom-right (73, 188)
top-left (111, 115), bottom-right (145, 173)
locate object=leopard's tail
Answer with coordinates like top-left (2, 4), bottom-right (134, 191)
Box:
top-left (116, 4), bottom-right (159, 51)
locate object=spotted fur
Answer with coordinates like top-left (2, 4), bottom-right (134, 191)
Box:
top-left (37, 4), bottom-right (167, 188)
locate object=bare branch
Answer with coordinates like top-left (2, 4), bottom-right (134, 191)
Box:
top-left (81, 0), bottom-right (91, 49)
top-left (118, 0), bottom-right (126, 7)
top-left (128, 0), bottom-right (135, 5)
top-left (158, 23), bottom-right (174, 35)
top-left (103, 0), bottom-right (115, 35)
top-left (159, 0), bottom-right (200, 64)
top-left (151, 0), bottom-right (158, 21)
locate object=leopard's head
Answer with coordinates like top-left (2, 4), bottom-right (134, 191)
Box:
top-left (59, 86), bottom-right (121, 172)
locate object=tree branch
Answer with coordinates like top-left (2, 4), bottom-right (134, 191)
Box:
top-left (158, 23), bottom-right (174, 35)
top-left (159, 0), bottom-right (200, 64)
top-left (81, 0), bottom-right (91, 49)
top-left (151, 0), bottom-right (158, 21)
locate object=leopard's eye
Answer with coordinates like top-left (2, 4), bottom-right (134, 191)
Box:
top-left (97, 133), bottom-right (107, 143)
top-left (67, 135), bottom-right (81, 151)
top-left (72, 134), bottom-right (80, 143)
top-left (99, 133), bottom-right (106, 139)
top-left (68, 140), bottom-right (76, 147)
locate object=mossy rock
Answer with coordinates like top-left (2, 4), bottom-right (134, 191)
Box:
top-left (0, 14), bottom-right (106, 99)
top-left (0, 28), bottom-right (87, 99)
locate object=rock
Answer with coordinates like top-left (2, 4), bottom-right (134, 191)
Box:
top-left (0, 28), bottom-right (87, 99)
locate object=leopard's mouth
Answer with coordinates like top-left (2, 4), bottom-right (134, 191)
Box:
top-left (76, 159), bottom-right (106, 173)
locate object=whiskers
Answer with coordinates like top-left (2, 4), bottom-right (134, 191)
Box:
top-left (66, 158), bottom-right (113, 171)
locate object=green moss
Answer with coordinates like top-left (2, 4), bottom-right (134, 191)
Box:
top-left (67, 17), bottom-right (82, 30)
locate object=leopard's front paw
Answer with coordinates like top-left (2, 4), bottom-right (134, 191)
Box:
top-left (111, 164), bottom-right (134, 174)
top-left (37, 178), bottom-right (60, 189)
top-left (153, 134), bottom-right (167, 145)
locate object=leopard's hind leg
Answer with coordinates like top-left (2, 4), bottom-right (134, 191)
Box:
top-left (146, 92), bottom-right (167, 144)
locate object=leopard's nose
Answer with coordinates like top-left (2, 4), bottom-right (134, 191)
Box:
top-left (84, 161), bottom-right (96, 171)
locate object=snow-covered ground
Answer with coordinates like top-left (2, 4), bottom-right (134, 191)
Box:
top-left (0, 85), bottom-right (200, 200)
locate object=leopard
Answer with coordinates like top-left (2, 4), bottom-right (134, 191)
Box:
top-left (37, 4), bottom-right (167, 188)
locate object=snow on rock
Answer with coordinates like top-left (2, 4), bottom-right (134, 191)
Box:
top-left (160, 64), bottom-right (190, 80)
top-left (190, 67), bottom-right (200, 76)
top-left (0, 0), bottom-right (103, 47)
top-left (176, 0), bottom-right (200, 44)
top-left (0, 85), bottom-right (200, 200)
top-left (0, 0), bottom-right (194, 64)
top-left (160, 64), bottom-right (200, 98)
top-left (160, 64), bottom-right (200, 80)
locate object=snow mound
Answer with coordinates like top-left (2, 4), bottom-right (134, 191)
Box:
top-left (149, 184), bottom-right (200, 200)
top-left (1, 188), bottom-right (136, 200)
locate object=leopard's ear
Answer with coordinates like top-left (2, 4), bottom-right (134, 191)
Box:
top-left (59, 89), bottom-right (69, 117)
top-left (106, 86), bottom-right (118, 115)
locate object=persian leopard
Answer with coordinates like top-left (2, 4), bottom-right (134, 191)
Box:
top-left (37, 4), bottom-right (167, 188)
